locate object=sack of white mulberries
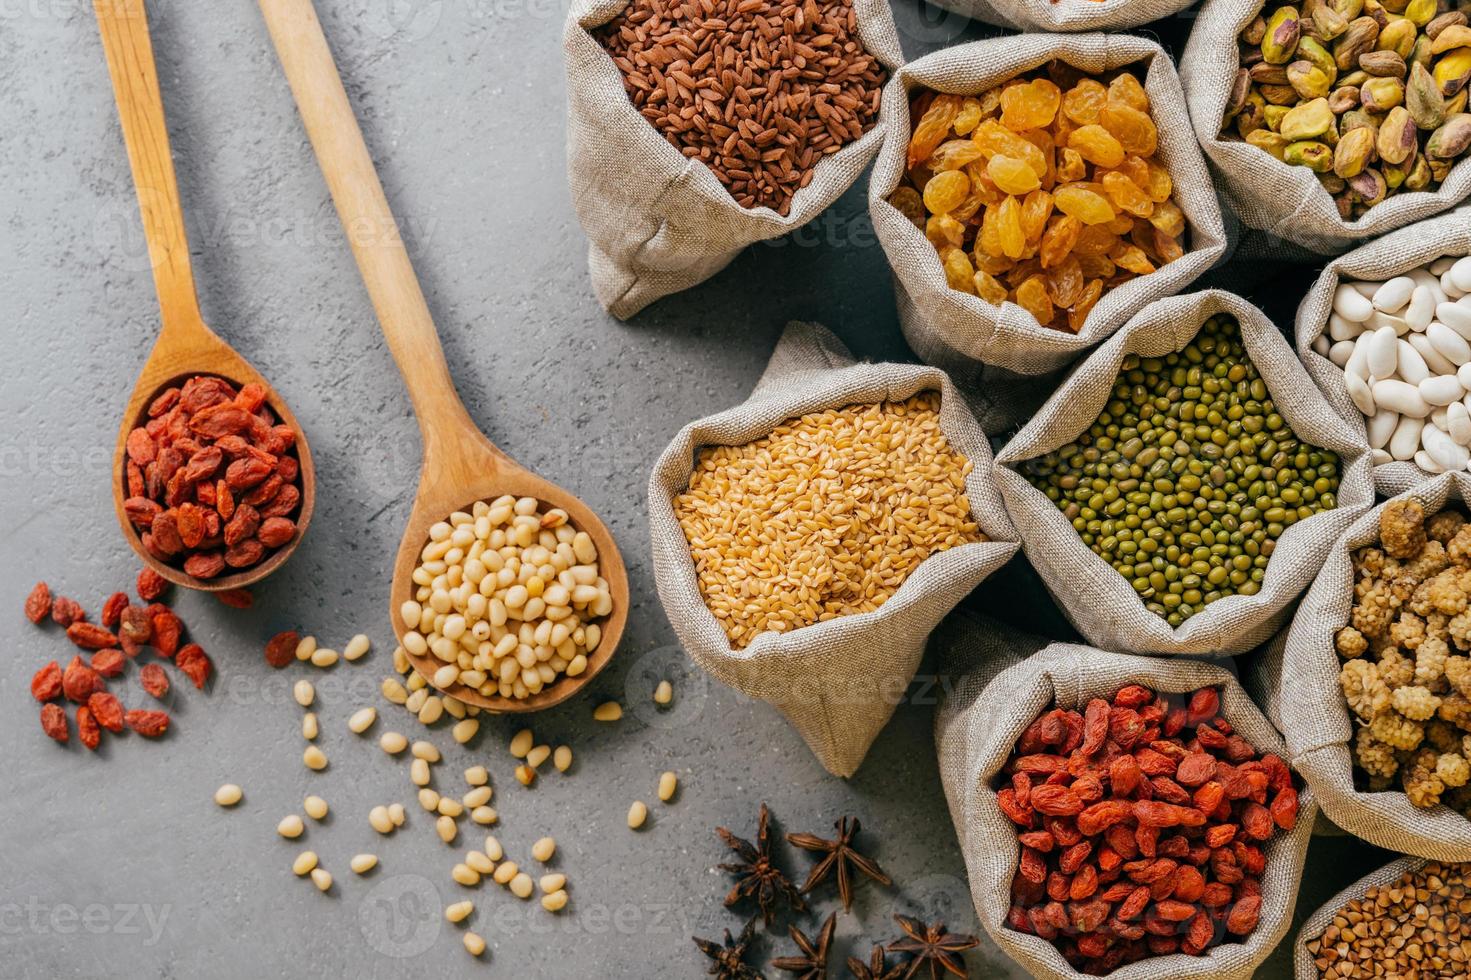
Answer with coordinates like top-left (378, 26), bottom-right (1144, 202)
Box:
top-left (994, 289), bottom-right (1374, 657)
top-left (647, 321), bottom-right (1019, 777)
top-left (918, 0), bottom-right (1199, 33)
top-left (563, 0), bottom-right (902, 318)
top-left (1260, 474), bottom-right (1471, 859)
top-left (934, 611), bottom-right (1316, 980)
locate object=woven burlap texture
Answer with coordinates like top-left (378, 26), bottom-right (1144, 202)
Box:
top-left (1290, 855), bottom-right (1427, 979)
top-left (933, 612), bottom-right (1317, 980)
top-left (1181, 0), bottom-right (1471, 255)
top-left (563, 0), bottom-right (903, 319)
top-left (647, 322), bottom-right (1019, 777)
top-left (919, 0), bottom-right (1201, 34)
top-left (1294, 206), bottom-right (1471, 497)
top-left (869, 33), bottom-right (1227, 382)
top-left (1261, 472), bottom-right (1471, 860)
top-left (995, 289), bottom-right (1374, 656)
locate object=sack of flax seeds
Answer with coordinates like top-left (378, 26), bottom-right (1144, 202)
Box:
top-left (1293, 206), bottom-right (1471, 497)
top-left (994, 289), bottom-right (1374, 656)
top-left (1260, 474), bottom-right (1471, 860)
top-left (1180, 0), bottom-right (1471, 255)
top-left (646, 321), bottom-right (1019, 777)
top-left (933, 612), bottom-right (1317, 980)
top-left (562, 0), bottom-right (903, 319)
top-left (868, 32), bottom-right (1227, 409)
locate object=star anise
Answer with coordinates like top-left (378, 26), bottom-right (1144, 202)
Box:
top-left (694, 917), bottom-right (765, 980)
top-left (885, 915), bottom-right (979, 979)
top-left (717, 802), bottom-right (806, 926)
top-left (785, 816), bottom-right (892, 912)
top-left (846, 944), bottom-right (907, 980)
top-left (772, 911), bottom-right (837, 979)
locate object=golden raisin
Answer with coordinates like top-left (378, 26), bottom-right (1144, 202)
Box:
top-left (1068, 278), bottom-right (1104, 332)
top-left (1111, 242), bottom-right (1157, 275)
top-left (973, 269), bottom-right (1009, 305)
top-left (1073, 224), bottom-right (1119, 257)
top-left (1046, 254), bottom-right (1085, 307)
top-left (1056, 147), bottom-right (1088, 183)
top-left (1020, 189), bottom-right (1055, 243)
top-left (1068, 125), bottom-right (1125, 168)
top-left (922, 170), bottom-right (970, 214)
top-left (888, 187), bottom-right (926, 228)
top-left (1062, 79), bottom-right (1108, 125)
top-left (972, 121), bottom-right (1049, 178)
top-left (1148, 199), bottom-right (1186, 237)
top-left (1021, 129), bottom-right (1057, 188)
top-left (1077, 250), bottom-right (1116, 279)
top-left (908, 94), bottom-right (963, 169)
top-left (1055, 185), bottom-right (1116, 225)
top-left (940, 247), bottom-right (977, 293)
top-left (1141, 157), bottom-right (1173, 202)
top-left (1100, 103), bottom-right (1158, 156)
top-left (928, 139), bottom-right (985, 172)
top-left (952, 97), bottom-right (985, 136)
top-left (996, 195), bottom-right (1026, 260)
top-left (926, 212), bottom-right (966, 248)
top-left (989, 154), bottom-right (1041, 195)
top-left (1102, 171), bottom-right (1155, 218)
top-left (1040, 214), bottom-right (1081, 268)
top-left (1152, 227), bottom-right (1185, 263)
top-left (1107, 72), bottom-right (1150, 113)
top-left (977, 205), bottom-right (1004, 258)
top-left (1015, 274), bottom-right (1055, 325)
top-left (1000, 79), bottom-right (1062, 132)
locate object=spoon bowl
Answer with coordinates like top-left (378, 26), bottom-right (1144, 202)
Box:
top-left (261, 0), bottom-right (627, 711)
top-left (97, 0), bottom-right (314, 591)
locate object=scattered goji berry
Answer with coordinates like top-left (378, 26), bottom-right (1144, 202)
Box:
top-left (25, 582), bottom-right (53, 624)
top-left (214, 588), bottom-right (253, 609)
top-left (87, 691), bottom-right (125, 733)
top-left (139, 663), bottom-right (170, 699)
top-left (90, 649), bottom-right (126, 678)
top-left (31, 661), bottom-right (62, 701)
top-left (66, 621), bottom-right (118, 650)
top-left (136, 567), bottom-right (168, 601)
top-left (149, 606), bottom-right (182, 658)
top-left (40, 703), bottom-right (68, 742)
top-left (61, 655), bottom-right (103, 703)
top-left (101, 592), bottom-right (129, 628)
top-left (50, 595), bottom-right (84, 627)
top-left (264, 630), bottom-right (299, 669)
top-left (125, 709), bottom-right (169, 737)
top-left (175, 644), bottom-right (211, 689)
top-left (76, 705), bottom-right (101, 750)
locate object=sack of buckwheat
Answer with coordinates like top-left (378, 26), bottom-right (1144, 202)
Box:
top-left (563, 0), bottom-right (902, 319)
top-left (647, 321), bottom-right (1018, 777)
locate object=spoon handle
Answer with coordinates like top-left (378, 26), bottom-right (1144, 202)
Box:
top-left (258, 0), bottom-right (493, 469)
top-left (94, 0), bottom-right (203, 336)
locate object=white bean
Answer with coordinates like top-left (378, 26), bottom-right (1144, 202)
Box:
top-left (1449, 402), bottom-right (1471, 445)
top-left (1367, 325), bottom-right (1398, 378)
top-left (1373, 276), bottom-right (1415, 313)
top-left (1372, 448), bottom-right (1393, 465)
top-left (1416, 449), bottom-right (1447, 473)
top-left (1410, 333), bottom-right (1460, 375)
top-left (1374, 379), bottom-right (1432, 417)
top-left (1440, 303), bottom-right (1471, 338)
top-left (1430, 323), bottom-right (1471, 365)
top-left (1345, 372), bottom-right (1376, 416)
top-left (1396, 339), bottom-right (1431, 385)
top-left (1407, 286), bottom-right (1437, 331)
top-left (1424, 424), bottom-right (1471, 470)
top-left (1335, 283), bottom-right (1375, 322)
top-left (1366, 409), bottom-right (1399, 449)
top-left (1328, 311), bottom-right (1363, 341)
top-left (1390, 415), bottom-right (1426, 461)
top-left (1452, 256), bottom-right (1471, 292)
top-left (1422, 374), bottom-right (1466, 407)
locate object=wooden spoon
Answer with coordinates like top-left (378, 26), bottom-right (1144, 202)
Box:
top-left (96, 0), bottom-right (315, 592)
top-left (258, 0), bottom-right (628, 712)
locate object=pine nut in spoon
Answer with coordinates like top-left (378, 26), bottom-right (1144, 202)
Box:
top-left (95, 0), bottom-right (314, 593)
top-left (258, 0), bottom-right (626, 713)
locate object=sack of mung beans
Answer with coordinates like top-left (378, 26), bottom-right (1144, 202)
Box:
top-left (1258, 475), bottom-right (1471, 860)
top-left (933, 612), bottom-right (1317, 980)
top-left (869, 32), bottom-right (1228, 392)
top-left (646, 321), bottom-right (1019, 778)
top-left (918, 0), bottom-right (1200, 34)
top-left (1180, 0), bottom-right (1471, 256)
top-left (1293, 206), bottom-right (1471, 498)
top-left (563, 0), bottom-right (902, 319)
top-left (994, 288), bottom-right (1374, 657)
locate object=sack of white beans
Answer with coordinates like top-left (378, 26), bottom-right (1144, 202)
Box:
top-left (868, 33), bottom-right (1227, 382)
top-left (994, 289), bottom-right (1374, 656)
top-left (1180, 0), bottom-right (1471, 255)
top-left (1256, 475), bottom-right (1471, 860)
top-left (933, 612), bottom-right (1317, 980)
top-left (915, 0), bottom-right (1201, 34)
top-left (563, 0), bottom-right (902, 319)
top-left (1296, 206), bottom-right (1471, 497)
top-left (647, 321), bottom-right (1019, 777)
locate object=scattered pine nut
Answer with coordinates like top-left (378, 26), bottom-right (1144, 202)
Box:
top-left (514, 765), bottom-right (536, 786)
top-left (393, 645), bottom-right (410, 673)
top-left (350, 854), bottom-right (378, 874)
top-left (302, 712), bottom-right (319, 741)
top-left (344, 634), bottom-right (371, 662)
top-left (295, 636), bottom-right (317, 661)
top-left (388, 803), bottom-right (406, 827)
top-left (484, 836), bottom-right (504, 861)
top-left (445, 901), bottom-right (473, 924)
top-left (293, 851), bottom-right (318, 876)
top-left (526, 745), bottom-right (551, 769)
top-left (531, 837), bottom-right (556, 863)
top-left (658, 772), bottom-right (678, 803)
top-left (380, 731), bottom-right (408, 755)
top-left (541, 890), bottom-right (568, 912)
top-left (382, 678), bottom-right (408, 704)
top-left (278, 815), bottom-right (305, 839)
top-left (310, 647), bottom-right (339, 668)
top-left (653, 680), bottom-right (673, 705)
top-left (471, 806), bottom-right (498, 826)
top-left (452, 718), bottom-right (479, 744)
top-left (463, 932), bottom-right (485, 957)
top-left (553, 746), bottom-right (572, 773)
top-left (405, 688), bottom-right (428, 713)
top-left (411, 759), bottom-right (431, 787)
top-left (510, 729), bottom-right (534, 758)
top-left (419, 788), bottom-right (441, 812)
top-left (443, 696), bottom-right (467, 720)
top-left (348, 707), bottom-right (377, 734)
top-left (214, 784), bottom-right (243, 807)
top-left (406, 673), bottom-right (427, 694)
top-left (492, 861), bottom-right (518, 886)
top-left (465, 765), bottom-right (488, 787)
top-left (451, 863), bottom-right (480, 887)
top-left (418, 697), bottom-right (444, 725)
top-left (438, 798), bottom-right (464, 818)
top-left (303, 745), bottom-right (328, 771)
top-left (593, 701), bottom-right (622, 722)
top-left (293, 679), bottom-right (315, 708)
top-left (310, 867), bottom-right (332, 892)
top-left (539, 873), bottom-right (566, 893)
top-left (463, 786), bottom-right (492, 809)
top-left (465, 850), bottom-right (495, 874)
top-left (412, 741), bottom-right (441, 763)
top-left (304, 795), bottom-right (329, 821)
top-left (437, 815), bottom-right (458, 844)
top-left (510, 873), bottom-right (534, 899)
top-left (627, 801), bottom-right (648, 829)
top-left (369, 806), bottom-right (395, 835)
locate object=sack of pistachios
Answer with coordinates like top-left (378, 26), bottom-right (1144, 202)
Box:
top-left (647, 322), bottom-right (1019, 777)
top-left (1258, 475), bottom-right (1471, 860)
top-left (868, 32), bottom-right (1227, 404)
top-left (1181, 0), bottom-right (1471, 255)
top-left (562, 0), bottom-right (902, 319)
top-left (934, 612), bottom-right (1316, 980)
top-left (994, 289), bottom-right (1374, 656)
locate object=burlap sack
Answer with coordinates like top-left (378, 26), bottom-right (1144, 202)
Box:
top-left (562, 0), bottom-right (903, 319)
top-left (995, 289), bottom-right (1375, 656)
top-left (918, 0), bottom-right (1201, 34)
top-left (869, 33), bottom-right (1228, 384)
top-left (647, 321), bottom-right (1019, 777)
top-left (1294, 206), bottom-right (1471, 498)
top-left (1290, 855), bottom-right (1426, 979)
top-left (1181, 0), bottom-right (1471, 255)
top-left (933, 612), bottom-right (1317, 980)
top-left (1263, 473), bottom-right (1471, 860)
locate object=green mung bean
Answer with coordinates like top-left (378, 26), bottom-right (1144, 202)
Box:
top-left (1021, 314), bottom-right (1340, 628)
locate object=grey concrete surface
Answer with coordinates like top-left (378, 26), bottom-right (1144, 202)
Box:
top-left (0, 1), bottom-right (1397, 977)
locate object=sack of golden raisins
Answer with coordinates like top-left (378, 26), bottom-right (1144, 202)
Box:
top-left (646, 322), bottom-right (1019, 777)
top-left (1182, 0), bottom-right (1471, 254)
top-left (1264, 477), bottom-right (1471, 860)
top-left (920, 0), bottom-right (1199, 34)
top-left (869, 33), bottom-right (1228, 392)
